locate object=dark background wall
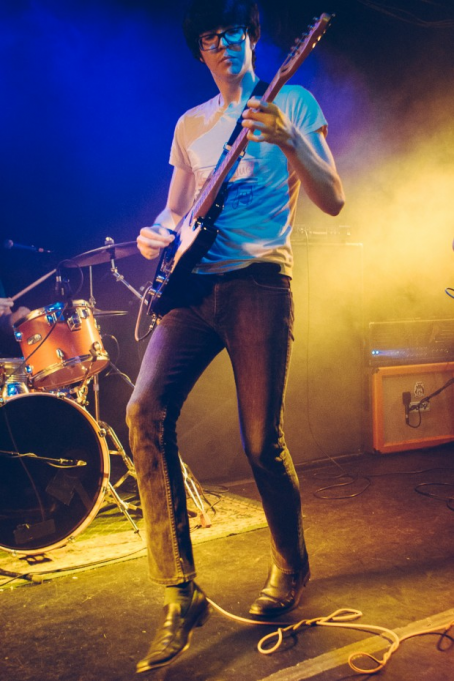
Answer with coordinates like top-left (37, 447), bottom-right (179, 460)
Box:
top-left (1, 0), bottom-right (454, 480)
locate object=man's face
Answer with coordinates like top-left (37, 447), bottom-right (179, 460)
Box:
top-left (198, 25), bottom-right (255, 81)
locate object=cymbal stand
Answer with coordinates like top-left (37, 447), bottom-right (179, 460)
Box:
top-left (82, 265), bottom-right (141, 532)
top-left (107, 249), bottom-right (143, 302)
top-left (106, 242), bottom-right (154, 342)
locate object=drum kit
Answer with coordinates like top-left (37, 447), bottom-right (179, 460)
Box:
top-left (0, 239), bottom-right (150, 557)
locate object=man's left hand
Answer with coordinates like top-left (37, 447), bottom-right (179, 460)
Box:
top-left (242, 98), bottom-right (295, 150)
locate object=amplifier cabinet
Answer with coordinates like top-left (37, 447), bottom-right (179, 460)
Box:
top-left (366, 362), bottom-right (454, 454)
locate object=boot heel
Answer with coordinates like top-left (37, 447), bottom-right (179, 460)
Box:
top-left (196, 603), bottom-right (211, 627)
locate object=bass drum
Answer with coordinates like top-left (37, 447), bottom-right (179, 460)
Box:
top-left (0, 393), bottom-right (109, 554)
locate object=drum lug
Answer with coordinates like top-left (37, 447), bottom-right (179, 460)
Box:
top-left (27, 333), bottom-right (42, 346)
top-left (14, 330), bottom-right (22, 342)
top-left (67, 312), bottom-right (82, 331)
top-left (91, 341), bottom-right (102, 356)
top-left (56, 348), bottom-right (65, 360)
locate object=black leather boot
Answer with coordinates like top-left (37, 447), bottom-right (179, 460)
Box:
top-left (249, 561), bottom-right (310, 617)
top-left (136, 583), bottom-right (210, 673)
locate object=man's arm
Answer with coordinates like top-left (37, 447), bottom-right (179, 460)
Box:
top-left (242, 98), bottom-right (345, 216)
top-left (0, 298), bottom-right (30, 336)
top-left (0, 298), bottom-right (14, 316)
top-left (137, 166), bottom-right (196, 260)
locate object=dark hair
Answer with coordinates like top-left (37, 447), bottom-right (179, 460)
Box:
top-left (183, 0), bottom-right (261, 63)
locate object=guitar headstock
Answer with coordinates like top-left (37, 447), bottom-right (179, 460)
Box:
top-left (277, 13), bottom-right (333, 84)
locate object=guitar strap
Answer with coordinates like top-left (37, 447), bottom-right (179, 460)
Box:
top-left (224, 78), bottom-right (269, 152)
top-left (203, 78), bottom-right (269, 224)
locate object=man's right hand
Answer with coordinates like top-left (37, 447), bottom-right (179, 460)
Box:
top-left (137, 226), bottom-right (176, 260)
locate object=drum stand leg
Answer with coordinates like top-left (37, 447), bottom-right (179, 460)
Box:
top-left (105, 482), bottom-right (141, 536)
top-left (99, 421), bottom-right (213, 527)
top-left (179, 455), bottom-right (213, 528)
top-left (98, 419), bottom-right (138, 505)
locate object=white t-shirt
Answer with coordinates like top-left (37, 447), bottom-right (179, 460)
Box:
top-left (170, 84), bottom-right (327, 277)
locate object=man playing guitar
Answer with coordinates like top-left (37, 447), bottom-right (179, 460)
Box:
top-left (127, 0), bottom-right (345, 673)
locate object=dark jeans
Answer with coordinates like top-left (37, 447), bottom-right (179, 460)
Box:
top-left (126, 263), bottom-right (307, 585)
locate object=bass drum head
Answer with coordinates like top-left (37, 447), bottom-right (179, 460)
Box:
top-left (0, 393), bottom-right (109, 554)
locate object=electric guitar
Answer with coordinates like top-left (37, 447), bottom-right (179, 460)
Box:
top-left (146, 13), bottom-right (332, 329)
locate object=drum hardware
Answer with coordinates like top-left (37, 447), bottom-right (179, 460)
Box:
top-left (0, 393), bottom-right (140, 556)
top-left (0, 358), bottom-right (30, 403)
top-left (98, 420), bottom-right (139, 512)
top-left (93, 308), bottom-right (129, 318)
top-left (78, 256), bottom-right (141, 516)
top-left (0, 393), bottom-right (111, 555)
top-left (4, 237), bottom-right (210, 550)
top-left (180, 456), bottom-right (213, 528)
top-left (65, 238), bottom-right (139, 269)
top-left (13, 300), bottom-right (110, 390)
top-left (102, 239), bottom-right (152, 343)
top-left (0, 448), bottom-right (88, 468)
top-left (67, 236), bottom-right (151, 339)
top-left (0, 241), bottom-right (142, 554)
top-left (104, 482), bottom-right (140, 534)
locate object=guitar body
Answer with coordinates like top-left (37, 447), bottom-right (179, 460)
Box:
top-left (145, 14), bottom-right (332, 329)
top-left (147, 217), bottom-right (218, 319)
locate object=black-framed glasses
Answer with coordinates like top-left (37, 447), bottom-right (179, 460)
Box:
top-left (198, 26), bottom-right (248, 52)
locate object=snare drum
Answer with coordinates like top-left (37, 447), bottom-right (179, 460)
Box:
top-left (0, 358), bottom-right (30, 401)
top-left (14, 301), bottom-right (110, 389)
top-left (0, 392), bottom-right (109, 554)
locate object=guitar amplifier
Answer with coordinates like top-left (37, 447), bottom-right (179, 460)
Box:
top-left (368, 319), bottom-right (454, 366)
top-left (364, 362), bottom-right (454, 454)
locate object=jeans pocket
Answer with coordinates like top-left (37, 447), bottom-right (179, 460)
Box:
top-left (249, 272), bottom-right (291, 291)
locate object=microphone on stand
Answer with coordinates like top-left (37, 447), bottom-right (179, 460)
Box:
top-left (4, 239), bottom-right (53, 254)
top-left (54, 266), bottom-right (73, 301)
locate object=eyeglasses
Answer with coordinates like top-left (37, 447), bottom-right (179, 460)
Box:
top-left (198, 26), bottom-right (248, 52)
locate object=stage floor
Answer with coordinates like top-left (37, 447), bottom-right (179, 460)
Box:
top-left (1, 446), bottom-right (453, 681)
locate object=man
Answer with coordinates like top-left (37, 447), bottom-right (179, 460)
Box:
top-left (127, 0), bottom-right (344, 673)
